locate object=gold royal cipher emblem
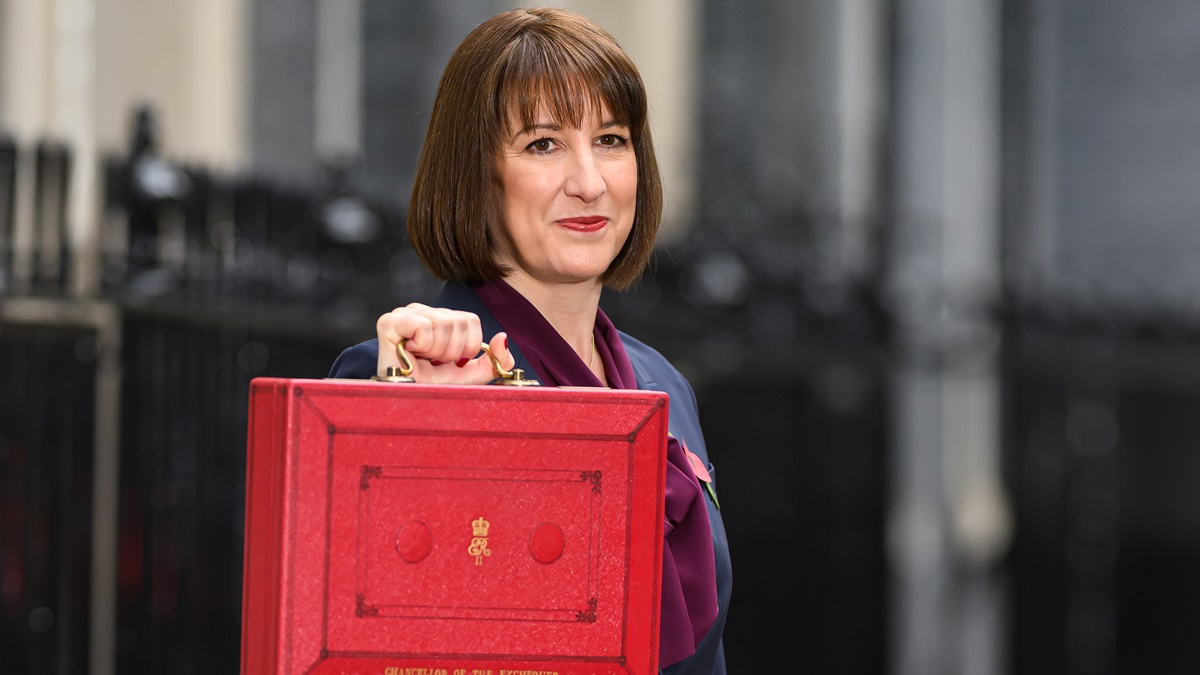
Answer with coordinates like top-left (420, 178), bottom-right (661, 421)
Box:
top-left (468, 516), bottom-right (491, 565)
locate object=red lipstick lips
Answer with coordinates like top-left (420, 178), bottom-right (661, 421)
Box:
top-left (557, 216), bottom-right (608, 232)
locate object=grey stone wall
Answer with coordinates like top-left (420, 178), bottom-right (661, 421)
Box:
top-left (250, 0), bottom-right (318, 178)
top-left (1011, 0), bottom-right (1200, 310)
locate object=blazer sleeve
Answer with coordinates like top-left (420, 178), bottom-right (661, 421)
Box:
top-left (328, 339), bottom-right (380, 379)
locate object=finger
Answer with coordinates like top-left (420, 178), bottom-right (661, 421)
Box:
top-left (395, 304), bottom-right (441, 355)
top-left (376, 310), bottom-right (433, 377)
top-left (432, 333), bottom-right (511, 385)
top-left (448, 313), bottom-right (484, 366)
top-left (412, 309), bottom-right (480, 366)
top-left (377, 307), bottom-right (437, 350)
top-left (419, 348), bottom-right (497, 385)
top-left (401, 307), bottom-right (476, 364)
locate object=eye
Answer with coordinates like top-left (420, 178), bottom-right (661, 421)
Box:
top-left (526, 138), bottom-right (556, 154)
top-left (596, 134), bottom-right (629, 148)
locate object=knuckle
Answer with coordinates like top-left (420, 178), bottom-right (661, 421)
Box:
top-left (376, 311), bottom-right (399, 333)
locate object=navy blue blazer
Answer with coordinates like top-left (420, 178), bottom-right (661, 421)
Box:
top-left (328, 283), bottom-right (731, 675)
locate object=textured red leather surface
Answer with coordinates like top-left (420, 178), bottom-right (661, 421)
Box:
top-left (242, 378), bottom-right (668, 675)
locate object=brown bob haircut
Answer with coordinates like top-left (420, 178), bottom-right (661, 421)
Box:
top-left (407, 7), bottom-right (662, 291)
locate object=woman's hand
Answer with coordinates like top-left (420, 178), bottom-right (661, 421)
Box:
top-left (375, 303), bottom-right (515, 384)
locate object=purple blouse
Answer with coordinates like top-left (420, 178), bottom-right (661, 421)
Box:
top-left (474, 280), bottom-right (718, 667)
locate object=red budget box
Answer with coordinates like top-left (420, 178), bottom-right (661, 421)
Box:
top-left (241, 378), bottom-right (668, 675)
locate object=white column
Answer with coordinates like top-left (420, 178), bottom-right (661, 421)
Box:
top-left (52, 0), bottom-right (100, 296)
top-left (0, 0), bottom-right (55, 292)
top-left (95, 0), bottom-right (248, 168)
top-left (0, 0), bottom-right (102, 293)
top-left (0, 0), bottom-right (56, 140)
top-left (179, 0), bottom-right (249, 169)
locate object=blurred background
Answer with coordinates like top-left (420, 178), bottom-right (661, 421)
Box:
top-left (3, 0), bottom-right (1200, 673)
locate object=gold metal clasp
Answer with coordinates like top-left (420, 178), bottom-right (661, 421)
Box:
top-left (370, 338), bottom-right (416, 383)
top-left (480, 342), bottom-right (540, 386)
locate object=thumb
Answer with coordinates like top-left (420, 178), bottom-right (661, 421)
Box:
top-left (487, 332), bottom-right (516, 373)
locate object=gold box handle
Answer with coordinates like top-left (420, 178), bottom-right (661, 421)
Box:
top-left (373, 338), bottom-right (540, 386)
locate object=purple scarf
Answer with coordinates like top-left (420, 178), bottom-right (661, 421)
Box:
top-left (474, 280), bottom-right (719, 667)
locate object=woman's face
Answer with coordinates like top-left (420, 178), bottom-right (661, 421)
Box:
top-left (493, 100), bottom-right (637, 288)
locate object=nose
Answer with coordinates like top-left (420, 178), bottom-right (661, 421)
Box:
top-left (563, 150), bottom-right (606, 203)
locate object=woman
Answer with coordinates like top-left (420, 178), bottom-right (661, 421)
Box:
top-left (330, 8), bottom-right (730, 674)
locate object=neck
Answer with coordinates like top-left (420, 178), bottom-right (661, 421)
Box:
top-left (501, 271), bottom-right (602, 365)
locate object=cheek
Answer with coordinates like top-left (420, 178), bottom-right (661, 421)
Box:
top-left (616, 157), bottom-right (638, 192)
top-left (499, 179), bottom-right (532, 230)
top-left (504, 170), bottom-right (556, 214)
top-left (615, 168), bottom-right (639, 211)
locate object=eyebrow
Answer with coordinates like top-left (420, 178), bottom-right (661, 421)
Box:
top-left (508, 120), bottom-right (626, 144)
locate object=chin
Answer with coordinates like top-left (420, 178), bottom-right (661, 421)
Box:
top-left (543, 257), bottom-right (615, 281)
top-left (554, 272), bottom-right (609, 286)
top-left (543, 265), bottom-right (612, 285)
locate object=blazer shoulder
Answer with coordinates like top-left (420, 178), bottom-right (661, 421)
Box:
top-left (619, 332), bottom-right (696, 401)
top-left (618, 331), bottom-right (670, 370)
